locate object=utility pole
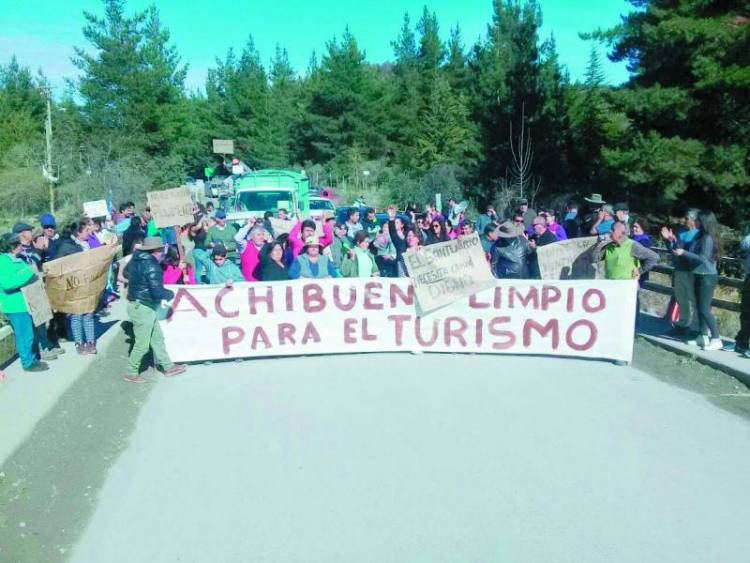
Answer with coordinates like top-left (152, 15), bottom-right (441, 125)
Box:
top-left (38, 86), bottom-right (58, 213)
top-left (43, 88), bottom-right (55, 213)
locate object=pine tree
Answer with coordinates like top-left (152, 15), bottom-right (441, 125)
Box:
top-left (592, 0), bottom-right (750, 219)
top-left (387, 12), bottom-right (421, 168)
top-left (445, 25), bottom-right (468, 91)
top-left (414, 75), bottom-right (479, 171)
top-left (73, 0), bottom-right (185, 157)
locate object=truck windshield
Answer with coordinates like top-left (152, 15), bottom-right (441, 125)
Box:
top-left (310, 199), bottom-right (335, 211)
top-left (233, 190), bottom-right (291, 212)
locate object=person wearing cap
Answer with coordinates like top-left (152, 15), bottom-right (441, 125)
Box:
top-left (510, 198), bottom-right (536, 229)
top-left (614, 203), bottom-right (633, 235)
top-left (122, 236), bottom-right (186, 383)
top-left (580, 193), bottom-right (605, 233)
top-left (491, 221), bottom-right (532, 279)
top-left (207, 209), bottom-right (239, 262)
top-left (589, 204), bottom-right (616, 237)
top-left (0, 233), bottom-right (50, 372)
top-left (289, 236), bottom-right (339, 279)
top-left (11, 222), bottom-right (42, 271)
top-left (40, 213), bottom-right (59, 257)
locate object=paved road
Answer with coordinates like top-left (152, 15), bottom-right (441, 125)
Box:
top-left (53, 349), bottom-right (750, 563)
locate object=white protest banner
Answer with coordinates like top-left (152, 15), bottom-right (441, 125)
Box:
top-left (537, 236), bottom-right (605, 280)
top-left (147, 186), bottom-right (194, 229)
top-left (22, 279), bottom-right (53, 326)
top-left (404, 232), bottom-right (496, 313)
top-left (212, 139), bottom-right (234, 154)
top-left (160, 279), bottom-right (637, 364)
top-left (83, 199), bottom-right (109, 218)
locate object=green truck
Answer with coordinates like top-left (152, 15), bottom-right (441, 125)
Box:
top-left (226, 169), bottom-right (310, 222)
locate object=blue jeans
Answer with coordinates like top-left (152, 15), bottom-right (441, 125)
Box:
top-left (7, 312), bottom-right (36, 368)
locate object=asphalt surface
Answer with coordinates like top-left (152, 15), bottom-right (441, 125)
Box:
top-left (2, 338), bottom-right (750, 563)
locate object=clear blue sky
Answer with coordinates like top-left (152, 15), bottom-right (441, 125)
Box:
top-left (0, 0), bottom-right (631, 94)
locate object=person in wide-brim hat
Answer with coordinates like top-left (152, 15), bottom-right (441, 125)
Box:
top-left (301, 236), bottom-right (324, 253)
top-left (139, 236), bottom-right (166, 252)
top-left (584, 193), bottom-right (606, 205)
top-left (497, 221), bottom-right (525, 238)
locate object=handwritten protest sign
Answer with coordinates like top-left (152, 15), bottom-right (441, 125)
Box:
top-left (537, 236), bottom-right (605, 280)
top-left (147, 187), bottom-right (193, 229)
top-left (83, 200), bottom-right (109, 218)
top-left (404, 233), bottom-right (495, 313)
top-left (212, 139), bottom-right (234, 154)
top-left (21, 279), bottom-right (53, 326)
top-left (269, 218), bottom-right (296, 236)
top-left (160, 279), bottom-right (638, 364)
top-left (43, 245), bottom-right (117, 314)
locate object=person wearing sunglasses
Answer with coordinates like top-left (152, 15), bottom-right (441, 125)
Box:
top-left (426, 220), bottom-right (450, 246)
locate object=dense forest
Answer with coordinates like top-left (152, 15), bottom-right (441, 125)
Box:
top-left (0, 0), bottom-right (748, 228)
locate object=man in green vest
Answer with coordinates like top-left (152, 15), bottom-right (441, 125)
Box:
top-left (596, 221), bottom-right (659, 363)
top-left (596, 221), bottom-right (659, 281)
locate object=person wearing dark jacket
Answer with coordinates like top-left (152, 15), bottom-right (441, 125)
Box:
top-left (123, 236), bottom-right (186, 383)
top-left (386, 207), bottom-right (409, 276)
top-left (665, 210), bottom-right (723, 351)
top-left (260, 242), bottom-right (290, 281)
top-left (491, 222), bottom-right (532, 279)
top-left (56, 220), bottom-right (100, 354)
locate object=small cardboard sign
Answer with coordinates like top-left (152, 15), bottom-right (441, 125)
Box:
top-left (147, 186), bottom-right (194, 229)
top-left (22, 279), bottom-right (53, 326)
top-left (536, 236), bottom-right (605, 280)
top-left (269, 218), bottom-right (296, 236)
top-left (404, 233), bottom-right (496, 314)
top-left (212, 139), bottom-right (234, 154)
top-left (83, 200), bottom-right (109, 218)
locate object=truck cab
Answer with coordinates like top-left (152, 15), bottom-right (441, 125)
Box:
top-left (226, 169), bottom-right (310, 222)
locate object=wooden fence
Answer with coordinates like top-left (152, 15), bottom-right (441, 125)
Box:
top-left (642, 247), bottom-right (745, 313)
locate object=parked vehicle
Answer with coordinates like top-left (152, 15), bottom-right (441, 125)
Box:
top-left (308, 196), bottom-right (336, 220)
top-left (226, 169), bottom-right (310, 222)
top-left (334, 206), bottom-right (412, 227)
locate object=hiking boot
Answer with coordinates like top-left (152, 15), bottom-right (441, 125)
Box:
top-left (162, 364), bottom-right (187, 377)
top-left (75, 342), bottom-right (86, 355)
top-left (39, 349), bottom-right (59, 361)
top-left (24, 362), bottom-right (50, 372)
top-left (85, 342), bottom-right (98, 355)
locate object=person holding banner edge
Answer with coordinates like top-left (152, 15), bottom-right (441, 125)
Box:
top-left (123, 236), bottom-right (186, 384)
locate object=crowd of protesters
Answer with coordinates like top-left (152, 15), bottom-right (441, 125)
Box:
top-left (0, 189), bottom-right (746, 381)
